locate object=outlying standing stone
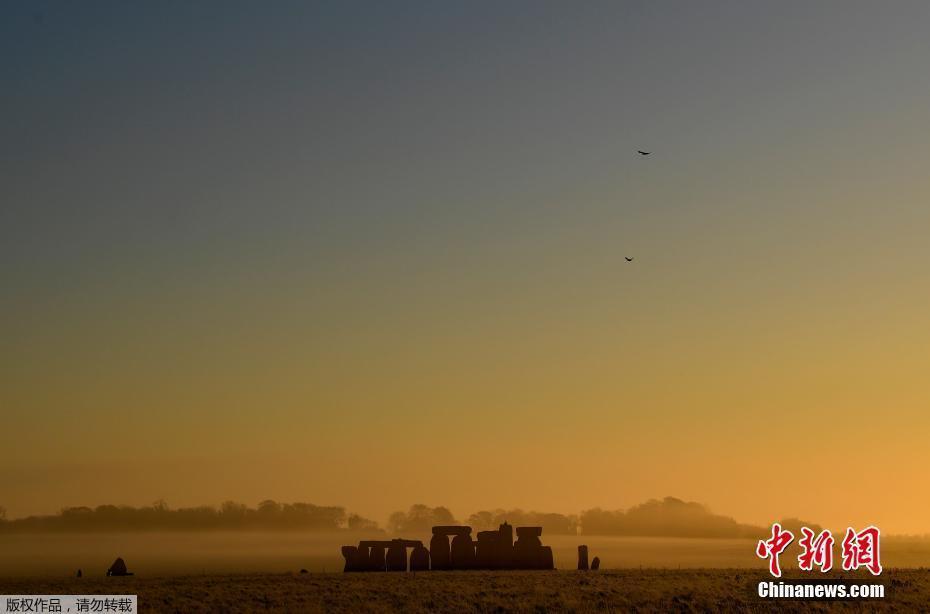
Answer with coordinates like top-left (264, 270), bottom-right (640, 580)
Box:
top-left (106, 557), bottom-right (133, 577)
top-left (577, 545), bottom-right (589, 570)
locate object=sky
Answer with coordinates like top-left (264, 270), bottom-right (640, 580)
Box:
top-left (3, 1), bottom-right (930, 534)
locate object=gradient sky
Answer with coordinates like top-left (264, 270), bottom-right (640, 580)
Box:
top-left (3, 1), bottom-right (930, 533)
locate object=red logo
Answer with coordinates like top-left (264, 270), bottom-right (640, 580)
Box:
top-left (756, 523), bottom-right (794, 577)
top-left (798, 527), bottom-right (834, 572)
top-left (841, 525), bottom-right (882, 575)
top-left (757, 523), bottom-right (881, 577)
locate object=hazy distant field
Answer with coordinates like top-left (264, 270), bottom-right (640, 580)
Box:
top-left (3, 532), bottom-right (930, 578)
top-left (0, 533), bottom-right (765, 577)
top-left (2, 569), bottom-right (926, 612)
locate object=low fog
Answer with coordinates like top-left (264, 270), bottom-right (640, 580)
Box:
top-left (4, 497), bottom-right (930, 576)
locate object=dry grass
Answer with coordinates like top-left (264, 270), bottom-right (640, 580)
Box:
top-left (2, 569), bottom-right (927, 612)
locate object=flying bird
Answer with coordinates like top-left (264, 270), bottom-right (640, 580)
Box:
top-left (637, 150), bottom-right (651, 156)
top-left (625, 257), bottom-right (634, 262)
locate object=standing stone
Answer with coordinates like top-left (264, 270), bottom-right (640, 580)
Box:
top-left (515, 526), bottom-right (543, 545)
top-left (341, 546), bottom-right (360, 572)
top-left (578, 545), bottom-right (589, 570)
top-left (538, 546), bottom-right (554, 570)
top-left (495, 522), bottom-right (514, 569)
top-left (369, 545), bottom-right (386, 571)
top-left (429, 533), bottom-right (451, 570)
top-left (409, 544), bottom-right (430, 571)
top-left (475, 531), bottom-right (499, 569)
top-left (355, 545), bottom-right (371, 571)
top-left (514, 527), bottom-right (548, 569)
top-left (106, 557), bottom-right (132, 577)
top-left (450, 533), bottom-right (476, 569)
top-left (591, 556), bottom-right (601, 570)
top-left (385, 541), bottom-right (408, 572)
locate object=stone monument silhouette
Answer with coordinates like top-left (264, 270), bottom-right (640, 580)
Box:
top-left (341, 521), bottom-right (555, 572)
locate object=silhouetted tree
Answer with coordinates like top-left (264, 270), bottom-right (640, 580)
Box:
top-left (258, 500), bottom-right (282, 516)
top-left (0, 500), bottom-right (350, 532)
top-left (388, 504), bottom-right (457, 534)
top-left (0, 497), bottom-right (821, 539)
top-left (219, 500), bottom-right (248, 528)
top-left (347, 513), bottom-right (380, 531)
top-left (468, 510), bottom-right (495, 531)
top-left (580, 497), bottom-right (757, 537)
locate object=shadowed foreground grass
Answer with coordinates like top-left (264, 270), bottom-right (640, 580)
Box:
top-left (3, 569), bottom-right (928, 612)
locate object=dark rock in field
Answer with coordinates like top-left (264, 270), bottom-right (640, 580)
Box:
top-left (515, 526), bottom-right (542, 541)
top-left (475, 530), bottom-right (501, 569)
top-left (410, 544), bottom-right (430, 571)
top-left (591, 556), bottom-right (600, 571)
top-left (496, 522), bottom-right (514, 569)
top-left (369, 545), bottom-right (386, 571)
top-left (578, 545), bottom-right (589, 570)
top-left (514, 527), bottom-right (552, 569)
top-left (473, 523), bottom-right (516, 570)
top-left (299, 568), bottom-right (308, 574)
top-left (450, 533), bottom-right (476, 569)
top-left (106, 557), bottom-right (133, 577)
top-left (386, 540), bottom-right (408, 572)
top-left (429, 533), bottom-right (451, 570)
top-left (341, 546), bottom-right (359, 571)
top-left (539, 546), bottom-right (554, 570)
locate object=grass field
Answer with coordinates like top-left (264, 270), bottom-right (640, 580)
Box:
top-left (3, 569), bottom-right (927, 612)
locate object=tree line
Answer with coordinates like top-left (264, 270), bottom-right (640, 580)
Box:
top-left (384, 498), bottom-right (808, 538)
top-left (0, 500), bottom-right (378, 533)
top-left (0, 497), bottom-right (818, 538)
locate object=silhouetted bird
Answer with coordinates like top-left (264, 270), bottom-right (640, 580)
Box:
top-left (625, 257), bottom-right (634, 262)
top-left (637, 150), bottom-right (651, 156)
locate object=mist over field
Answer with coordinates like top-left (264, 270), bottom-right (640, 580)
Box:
top-left (4, 531), bottom-right (930, 578)
top-left (5, 496), bottom-right (930, 578)
top-left (0, 532), bottom-right (783, 577)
